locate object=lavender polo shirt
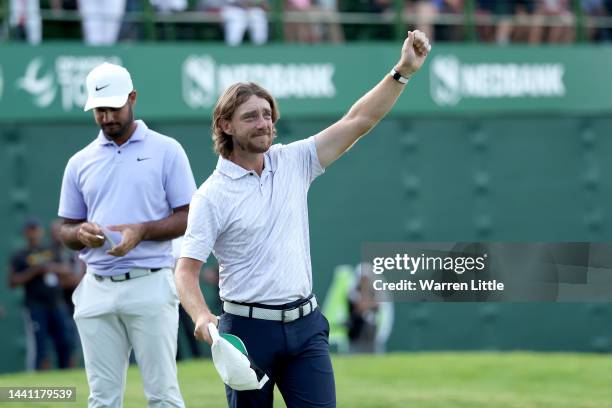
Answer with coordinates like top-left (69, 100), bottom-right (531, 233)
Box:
top-left (58, 120), bottom-right (196, 276)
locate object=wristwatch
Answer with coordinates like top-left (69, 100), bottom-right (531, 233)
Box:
top-left (390, 68), bottom-right (410, 84)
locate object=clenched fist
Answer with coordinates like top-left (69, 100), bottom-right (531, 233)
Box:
top-left (395, 30), bottom-right (431, 79)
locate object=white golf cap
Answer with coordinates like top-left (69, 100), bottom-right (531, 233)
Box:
top-left (208, 323), bottom-right (269, 391)
top-left (84, 62), bottom-right (133, 111)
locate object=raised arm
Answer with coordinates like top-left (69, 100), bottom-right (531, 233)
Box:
top-left (314, 30), bottom-right (431, 168)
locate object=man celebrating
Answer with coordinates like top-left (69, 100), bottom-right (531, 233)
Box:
top-left (58, 62), bottom-right (195, 407)
top-left (176, 31), bottom-right (431, 407)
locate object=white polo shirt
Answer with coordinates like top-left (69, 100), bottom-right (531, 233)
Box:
top-left (180, 136), bottom-right (324, 305)
top-left (58, 120), bottom-right (196, 276)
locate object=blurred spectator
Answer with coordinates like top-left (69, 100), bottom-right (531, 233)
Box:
top-left (7, 218), bottom-right (75, 370)
top-left (581, 0), bottom-right (611, 41)
top-left (338, 0), bottom-right (395, 41)
top-left (119, 0), bottom-right (144, 41)
top-left (511, 0), bottom-right (536, 43)
top-left (44, 0), bottom-right (81, 42)
top-left (347, 264), bottom-right (378, 353)
top-left (49, 0), bottom-right (77, 14)
top-left (194, 0), bottom-right (225, 41)
top-left (321, 264), bottom-right (353, 354)
top-left (477, 1), bottom-right (513, 44)
top-left (314, 0), bottom-right (344, 43)
top-left (403, 0), bottom-right (441, 42)
top-left (604, 0), bottom-right (612, 40)
top-left (49, 218), bottom-right (83, 367)
top-left (9, 0), bottom-right (42, 44)
top-left (49, 219), bottom-right (84, 318)
top-left (530, 0), bottom-right (575, 43)
top-left (435, 0), bottom-right (464, 41)
top-left (220, 0), bottom-right (269, 46)
top-left (150, 0), bottom-right (190, 40)
top-left (284, 0), bottom-right (316, 42)
top-left (347, 263), bottom-right (393, 354)
top-left (78, 0), bottom-right (126, 45)
top-left (150, 0), bottom-right (187, 12)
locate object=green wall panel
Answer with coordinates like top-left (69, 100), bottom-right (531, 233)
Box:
top-left (1, 115), bottom-right (612, 373)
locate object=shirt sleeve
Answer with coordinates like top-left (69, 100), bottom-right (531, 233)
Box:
top-left (164, 141), bottom-right (197, 209)
top-left (179, 190), bottom-right (222, 263)
top-left (282, 136), bottom-right (325, 185)
top-left (58, 158), bottom-right (87, 220)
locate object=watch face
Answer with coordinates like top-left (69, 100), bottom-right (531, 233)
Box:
top-left (391, 70), bottom-right (408, 84)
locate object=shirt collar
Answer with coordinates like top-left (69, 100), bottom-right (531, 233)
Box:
top-left (97, 119), bottom-right (147, 146)
top-left (216, 151), bottom-right (274, 180)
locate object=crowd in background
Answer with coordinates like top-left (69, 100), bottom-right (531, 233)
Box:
top-left (5, 0), bottom-right (612, 46)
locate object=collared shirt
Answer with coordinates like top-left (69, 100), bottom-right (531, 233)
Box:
top-left (58, 120), bottom-right (196, 276)
top-left (180, 136), bottom-right (324, 305)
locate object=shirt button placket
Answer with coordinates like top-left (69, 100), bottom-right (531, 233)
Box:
top-left (115, 147), bottom-right (123, 164)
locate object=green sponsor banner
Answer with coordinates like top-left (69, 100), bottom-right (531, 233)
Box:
top-left (0, 43), bottom-right (611, 122)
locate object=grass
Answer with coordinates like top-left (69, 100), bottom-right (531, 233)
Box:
top-left (0, 352), bottom-right (610, 407)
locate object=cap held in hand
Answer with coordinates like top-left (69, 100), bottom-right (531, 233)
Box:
top-left (208, 322), bottom-right (269, 391)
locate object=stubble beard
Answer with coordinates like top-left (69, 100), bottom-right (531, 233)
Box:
top-left (101, 108), bottom-right (133, 139)
top-left (236, 130), bottom-right (272, 154)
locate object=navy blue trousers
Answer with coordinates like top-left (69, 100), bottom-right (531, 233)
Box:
top-left (219, 306), bottom-right (336, 408)
top-left (28, 303), bottom-right (74, 369)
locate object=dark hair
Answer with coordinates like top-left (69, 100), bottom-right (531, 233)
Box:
top-left (212, 82), bottom-right (280, 158)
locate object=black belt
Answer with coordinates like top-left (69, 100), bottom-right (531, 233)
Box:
top-left (93, 268), bottom-right (162, 282)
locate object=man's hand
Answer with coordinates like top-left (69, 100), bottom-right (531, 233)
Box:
top-left (31, 264), bottom-right (49, 276)
top-left (194, 311), bottom-right (219, 345)
top-left (47, 262), bottom-right (72, 277)
top-left (395, 30), bottom-right (431, 78)
top-left (106, 223), bottom-right (146, 257)
top-left (76, 222), bottom-right (106, 248)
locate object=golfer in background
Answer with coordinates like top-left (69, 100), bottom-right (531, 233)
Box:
top-left (58, 62), bottom-right (194, 407)
top-left (176, 30), bottom-right (431, 407)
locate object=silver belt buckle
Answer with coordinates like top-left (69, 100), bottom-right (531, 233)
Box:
top-left (280, 307), bottom-right (294, 323)
top-left (110, 273), bottom-right (129, 282)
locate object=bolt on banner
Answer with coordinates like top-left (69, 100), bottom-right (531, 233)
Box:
top-left (362, 243), bottom-right (612, 302)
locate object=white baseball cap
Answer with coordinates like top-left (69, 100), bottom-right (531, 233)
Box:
top-left (84, 62), bottom-right (133, 111)
top-left (208, 323), bottom-right (269, 391)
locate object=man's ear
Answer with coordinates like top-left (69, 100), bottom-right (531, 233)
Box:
top-left (128, 90), bottom-right (137, 107)
top-left (220, 119), bottom-right (233, 135)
